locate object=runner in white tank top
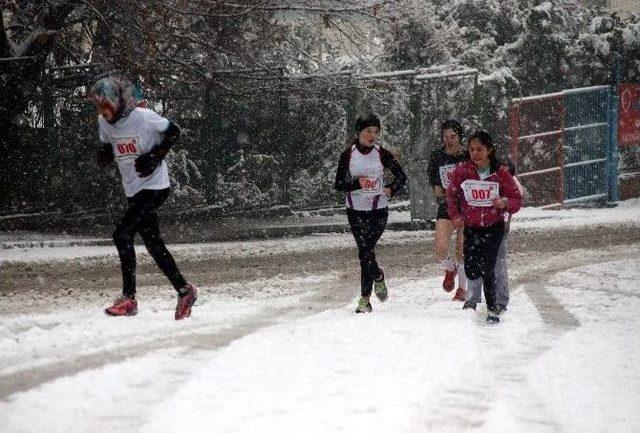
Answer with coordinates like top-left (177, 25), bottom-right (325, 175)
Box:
top-left (335, 113), bottom-right (407, 313)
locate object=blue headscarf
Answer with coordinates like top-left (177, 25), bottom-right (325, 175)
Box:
top-left (87, 74), bottom-right (138, 124)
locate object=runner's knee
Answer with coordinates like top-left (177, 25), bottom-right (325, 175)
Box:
top-left (434, 242), bottom-right (448, 261)
top-left (112, 227), bottom-right (133, 249)
top-left (359, 249), bottom-right (376, 264)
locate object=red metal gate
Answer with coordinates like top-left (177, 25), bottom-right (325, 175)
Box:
top-left (509, 86), bottom-right (615, 207)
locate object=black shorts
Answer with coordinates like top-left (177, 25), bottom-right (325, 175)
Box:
top-left (436, 200), bottom-right (450, 220)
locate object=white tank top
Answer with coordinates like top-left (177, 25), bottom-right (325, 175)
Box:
top-left (346, 144), bottom-right (388, 211)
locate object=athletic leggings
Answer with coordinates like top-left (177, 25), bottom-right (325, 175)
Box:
top-left (113, 188), bottom-right (186, 297)
top-left (465, 233), bottom-right (510, 306)
top-left (463, 222), bottom-right (504, 311)
top-left (347, 208), bottom-right (388, 298)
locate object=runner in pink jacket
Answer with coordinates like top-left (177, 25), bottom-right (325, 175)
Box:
top-left (446, 162), bottom-right (522, 227)
top-left (446, 131), bottom-right (522, 324)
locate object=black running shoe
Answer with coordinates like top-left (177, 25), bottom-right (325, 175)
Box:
top-left (462, 301), bottom-right (477, 310)
top-left (486, 311), bottom-right (500, 324)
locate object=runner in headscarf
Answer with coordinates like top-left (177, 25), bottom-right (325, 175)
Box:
top-left (87, 74), bottom-right (197, 320)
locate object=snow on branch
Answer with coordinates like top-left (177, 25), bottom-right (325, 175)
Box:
top-left (414, 68), bottom-right (478, 81)
top-left (153, 0), bottom-right (390, 19)
top-left (286, 65), bottom-right (479, 81)
top-left (0, 56), bottom-right (36, 63)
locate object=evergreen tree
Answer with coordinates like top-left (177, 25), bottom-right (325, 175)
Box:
top-left (500, 1), bottom-right (577, 95)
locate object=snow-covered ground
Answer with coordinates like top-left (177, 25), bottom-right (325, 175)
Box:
top-left (2, 200), bottom-right (639, 264)
top-left (1, 201), bottom-right (640, 433)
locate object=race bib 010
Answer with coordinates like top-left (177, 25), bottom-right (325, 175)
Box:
top-left (114, 137), bottom-right (141, 161)
top-left (461, 180), bottom-right (499, 207)
top-left (439, 163), bottom-right (458, 189)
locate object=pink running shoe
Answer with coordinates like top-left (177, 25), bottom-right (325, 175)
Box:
top-left (452, 287), bottom-right (466, 302)
top-left (175, 283), bottom-right (198, 320)
top-left (442, 269), bottom-right (457, 292)
top-left (105, 296), bottom-right (138, 316)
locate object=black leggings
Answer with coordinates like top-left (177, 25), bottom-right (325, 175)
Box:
top-left (347, 208), bottom-right (388, 297)
top-left (113, 188), bottom-right (186, 297)
top-left (463, 223), bottom-right (504, 311)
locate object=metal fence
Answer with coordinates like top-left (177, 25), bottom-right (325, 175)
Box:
top-left (509, 85), bottom-right (618, 207)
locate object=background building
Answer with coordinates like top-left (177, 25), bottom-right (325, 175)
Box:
top-left (609, 0), bottom-right (639, 12)
top-left (580, 0), bottom-right (639, 13)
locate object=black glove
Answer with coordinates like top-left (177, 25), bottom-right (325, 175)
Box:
top-left (96, 143), bottom-right (114, 167)
top-left (134, 152), bottom-right (161, 177)
top-left (134, 122), bottom-right (180, 177)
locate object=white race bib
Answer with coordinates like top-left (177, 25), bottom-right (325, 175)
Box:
top-left (113, 136), bottom-right (141, 161)
top-left (439, 163), bottom-right (458, 189)
top-left (359, 177), bottom-right (383, 195)
top-left (462, 180), bottom-right (499, 207)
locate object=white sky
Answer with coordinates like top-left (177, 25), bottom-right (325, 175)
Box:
top-left (1, 200), bottom-right (639, 433)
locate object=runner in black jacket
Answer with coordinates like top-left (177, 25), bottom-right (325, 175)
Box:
top-left (427, 120), bottom-right (470, 301)
top-left (335, 113), bottom-right (407, 313)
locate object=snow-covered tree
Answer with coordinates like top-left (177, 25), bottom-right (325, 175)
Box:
top-left (499, 2), bottom-right (575, 95)
top-left (1, 0), bottom-right (388, 213)
top-left (4, 0), bottom-right (640, 216)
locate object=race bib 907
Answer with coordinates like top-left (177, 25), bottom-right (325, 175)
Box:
top-left (461, 180), bottom-right (499, 207)
top-left (439, 163), bottom-right (458, 189)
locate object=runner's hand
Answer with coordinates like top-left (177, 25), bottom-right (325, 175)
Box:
top-left (96, 143), bottom-right (113, 167)
top-left (384, 187), bottom-right (392, 197)
top-left (434, 186), bottom-right (445, 198)
top-left (134, 153), bottom-right (160, 177)
top-left (452, 217), bottom-right (464, 229)
top-left (492, 197), bottom-right (507, 209)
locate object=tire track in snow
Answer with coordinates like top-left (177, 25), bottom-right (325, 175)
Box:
top-left (417, 247), bottom-right (638, 432)
top-left (0, 278), bottom-right (356, 400)
top-left (2, 226), bottom-right (638, 408)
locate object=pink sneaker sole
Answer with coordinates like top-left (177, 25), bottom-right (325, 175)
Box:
top-left (105, 307), bottom-right (138, 316)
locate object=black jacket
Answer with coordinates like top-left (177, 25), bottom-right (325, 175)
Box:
top-left (427, 147), bottom-right (470, 188)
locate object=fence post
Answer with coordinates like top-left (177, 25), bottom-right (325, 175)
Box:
top-left (200, 83), bottom-right (218, 203)
top-left (407, 79), bottom-right (432, 221)
top-left (408, 79), bottom-right (422, 158)
top-left (558, 95), bottom-right (566, 204)
top-left (508, 102), bottom-right (519, 167)
top-left (344, 83), bottom-right (358, 144)
top-left (607, 85), bottom-right (620, 202)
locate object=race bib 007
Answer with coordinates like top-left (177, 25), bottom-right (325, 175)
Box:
top-left (439, 163), bottom-right (458, 189)
top-left (461, 180), bottom-right (499, 207)
top-left (359, 177), bottom-right (383, 195)
top-left (114, 137), bottom-right (141, 161)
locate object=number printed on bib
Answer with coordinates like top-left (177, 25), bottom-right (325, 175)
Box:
top-left (461, 180), bottom-right (499, 207)
top-left (439, 163), bottom-right (458, 189)
top-left (114, 137), bottom-right (141, 161)
top-left (360, 177), bottom-right (383, 195)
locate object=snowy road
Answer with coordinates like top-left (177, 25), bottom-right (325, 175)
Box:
top-left (1, 203), bottom-right (640, 433)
